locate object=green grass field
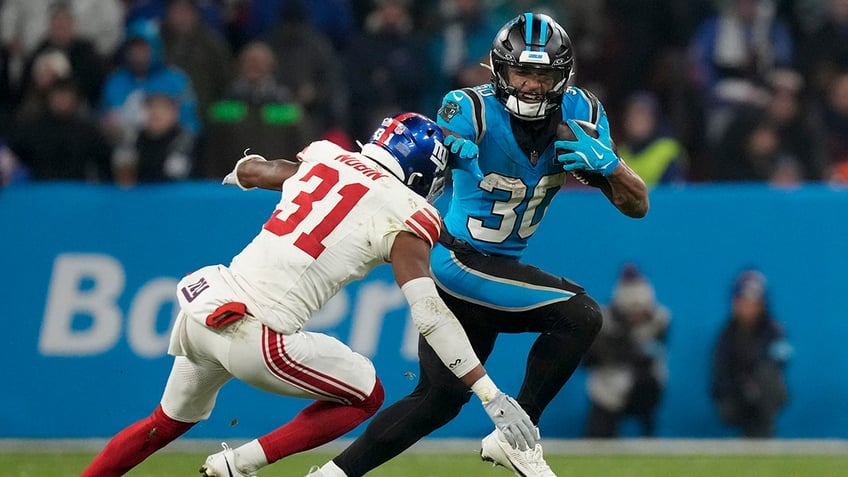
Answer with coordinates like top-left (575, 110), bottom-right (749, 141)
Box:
top-left (1, 451), bottom-right (846, 477)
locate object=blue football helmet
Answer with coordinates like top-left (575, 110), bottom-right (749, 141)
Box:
top-left (361, 113), bottom-right (448, 202)
top-left (490, 12), bottom-right (574, 120)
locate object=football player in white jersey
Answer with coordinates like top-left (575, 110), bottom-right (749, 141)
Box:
top-left (81, 113), bottom-right (537, 477)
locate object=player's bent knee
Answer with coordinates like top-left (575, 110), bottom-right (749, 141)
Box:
top-left (152, 405), bottom-right (196, 437)
top-left (556, 293), bottom-right (603, 339)
top-left (358, 378), bottom-right (385, 415)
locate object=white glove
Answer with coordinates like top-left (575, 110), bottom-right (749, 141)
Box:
top-left (483, 391), bottom-right (538, 450)
top-left (222, 153), bottom-right (267, 190)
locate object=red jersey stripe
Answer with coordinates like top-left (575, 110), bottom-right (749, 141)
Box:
top-left (420, 207), bottom-right (442, 228)
top-left (404, 219), bottom-right (432, 246)
top-left (405, 209), bottom-right (440, 246)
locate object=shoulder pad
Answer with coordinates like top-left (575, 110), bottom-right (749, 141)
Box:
top-left (297, 140), bottom-right (348, 163)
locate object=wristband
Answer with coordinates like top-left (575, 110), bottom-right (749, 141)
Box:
top-left (471, 374), bottom-right (500, 404)
top-left (232, 154), bottom-right (267, 190)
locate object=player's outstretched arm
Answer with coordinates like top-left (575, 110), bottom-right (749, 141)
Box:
top-left (389, 232), bottom-right (538, 450)
top-left (599, 158), bottom-right (649, 218)
top-left (222, 154), bottom-right (300, 191)
top-left (441, 128), bottom-right (484, 180)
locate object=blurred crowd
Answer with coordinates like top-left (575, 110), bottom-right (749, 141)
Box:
top-left (581, 264), bottom-right (791, 438)
top-left (2, 0), bottom-right (848, 188)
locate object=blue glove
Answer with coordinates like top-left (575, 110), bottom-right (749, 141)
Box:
top-left (444, 135), bottom-right (483, 180)
top-left (555, 120), bottom-right (620, 176)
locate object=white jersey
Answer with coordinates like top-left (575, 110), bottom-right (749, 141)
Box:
top-left (227, 140), bottom-right (441, 334)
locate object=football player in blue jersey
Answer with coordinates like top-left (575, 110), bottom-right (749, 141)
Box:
top-left (309, 13), bottom-right (649, 477)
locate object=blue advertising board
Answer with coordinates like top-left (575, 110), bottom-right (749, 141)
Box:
top-left (1, 182), bottom-right (846, 439)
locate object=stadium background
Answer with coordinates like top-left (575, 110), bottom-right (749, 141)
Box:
top-left (2, 181), bottom-right (845, 440)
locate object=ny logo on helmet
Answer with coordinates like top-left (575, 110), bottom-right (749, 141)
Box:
top-left (430, 140), bottom-right (448, 172)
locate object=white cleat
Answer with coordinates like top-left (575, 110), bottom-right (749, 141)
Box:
top-left (199, 442), bottom-right (257, 477)
top-left (480, 429), bottom-right (557, 477)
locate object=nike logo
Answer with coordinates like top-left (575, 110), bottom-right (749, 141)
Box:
top-left (591, 147), bottom-right (604, 159)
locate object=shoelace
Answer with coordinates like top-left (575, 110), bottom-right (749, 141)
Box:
top-left (524, 444), bottom-right (553, 473)
top-left (217, 442), bottom-right (258, 477)
top-left (492, 431), bottom-right (554, 475)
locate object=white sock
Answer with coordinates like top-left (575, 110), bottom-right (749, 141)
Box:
top-left (320, 460), bottom-right (348, 477)
top-left (235, 439), bottom-right (269, 473)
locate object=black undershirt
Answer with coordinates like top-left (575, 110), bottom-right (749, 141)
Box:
top-left (510, 111), bottom-right (559, 165)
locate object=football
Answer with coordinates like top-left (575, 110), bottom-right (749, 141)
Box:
top-left (555, 120), bottom-right (606, 188)
top-left (555, 119), bottom-right (600, 146)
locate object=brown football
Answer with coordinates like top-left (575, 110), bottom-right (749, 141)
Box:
top-left (556, 119), bottom-right (600, 144)
top-left (556, 120), bottom-right (606, 188)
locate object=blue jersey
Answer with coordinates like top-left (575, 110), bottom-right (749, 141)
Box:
top-left (436, 83), bottom-right (610, 257)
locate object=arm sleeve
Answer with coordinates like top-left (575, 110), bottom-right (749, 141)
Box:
top-left (402, 277), bottom-right (480, 379)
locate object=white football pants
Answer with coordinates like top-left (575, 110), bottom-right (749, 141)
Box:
top-left (160, 312), bottom-right (377, 423)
